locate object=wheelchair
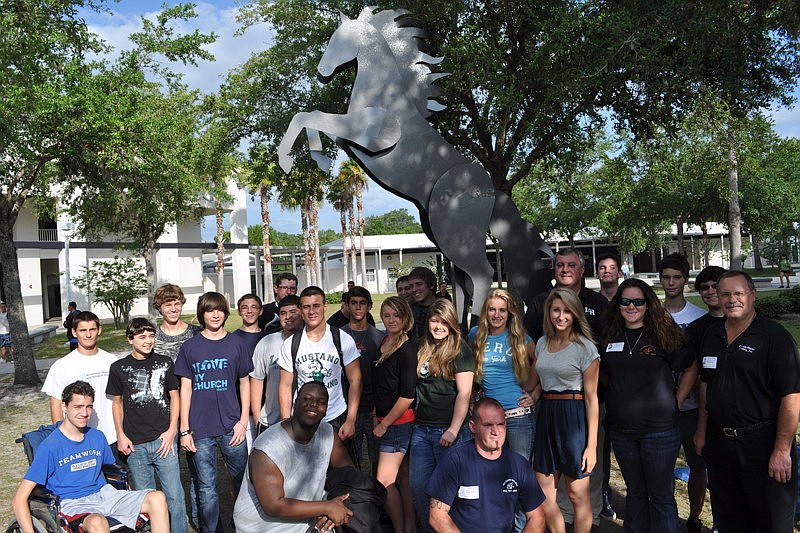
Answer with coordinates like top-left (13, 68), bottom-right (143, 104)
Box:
top-left (5, 424), bottom-right (149, 533)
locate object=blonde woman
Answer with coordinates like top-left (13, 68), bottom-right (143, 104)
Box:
top-left (409, 299), bottom-right (474, 533)
top-left (373, 297), bottom-right (417, 533)
top-left (531, 288), bottom-right (599, 533)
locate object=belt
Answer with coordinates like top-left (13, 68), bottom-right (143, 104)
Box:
top-left (720, 420), bottom-right (775, 437)
top-left (504, 406), bottom-right (532, 419)
top-left (544, 392), bottom-right (584, 401)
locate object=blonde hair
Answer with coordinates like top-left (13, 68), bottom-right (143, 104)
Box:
top-left (417, 299), bottom-right (463, 381)
top-left (542, 288), bottom-right (595, 346)
top-left (472, 289), bottom-right (530, 384)
top-left (377, 296), bottom-right (413, 365)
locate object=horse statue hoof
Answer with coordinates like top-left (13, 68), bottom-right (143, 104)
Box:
top-left (279, 153), bottom-right (294, 174)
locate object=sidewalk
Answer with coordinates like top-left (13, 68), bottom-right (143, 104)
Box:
top-left (0, 357), bottom-right (60, 376)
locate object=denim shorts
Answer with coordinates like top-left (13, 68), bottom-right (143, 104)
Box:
top-left (379, 421), bottom-right (414, 454)
top-left (0, 333), bottom-right (10, 347)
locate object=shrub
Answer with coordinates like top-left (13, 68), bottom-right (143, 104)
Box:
top-left (755, 295), bottom-right (791, 319)
top-left (326, 291), bottom-right (346, 304)
top-left (780, 286), bottom-right (800, 313)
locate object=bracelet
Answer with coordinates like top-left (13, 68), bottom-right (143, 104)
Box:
top-left (180, 430), bottom-right (192, 437)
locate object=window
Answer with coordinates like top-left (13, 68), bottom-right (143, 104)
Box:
top-left (366, 269), bottom-right (376, 282)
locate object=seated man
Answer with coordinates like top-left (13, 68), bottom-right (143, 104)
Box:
top-left (12, 380), bottom-right (169, 533)
top-left (426, 398), bottom-right (546, 533)
top-left (234, 381), bottom-right (354, 532)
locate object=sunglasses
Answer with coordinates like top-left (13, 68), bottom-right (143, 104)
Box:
top-left (619, 297), bottom-right (646, 307)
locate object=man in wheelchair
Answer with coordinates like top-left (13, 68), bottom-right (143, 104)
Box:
top-left (12, 380), bottom-right (169, 533)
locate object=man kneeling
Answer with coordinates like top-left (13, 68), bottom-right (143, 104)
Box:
top-left (427, 398), bottom-right (546, 533)
top-left (13, 381), bottom-right (168, 533)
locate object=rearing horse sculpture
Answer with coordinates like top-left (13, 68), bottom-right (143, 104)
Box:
top-left (278, 7), bottom-right (552, 323)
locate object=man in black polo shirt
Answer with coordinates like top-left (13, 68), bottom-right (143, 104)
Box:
top-left (695, 270), bottom-right (800, 533)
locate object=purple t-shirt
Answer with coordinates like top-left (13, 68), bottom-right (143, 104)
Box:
top-left (174, 333), bottom-right (254, 440)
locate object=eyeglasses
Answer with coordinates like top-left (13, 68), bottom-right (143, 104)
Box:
top-left (719, 290), bottom-right (752, 299)
top-left (277, 285), bottom-right (297, 291)
top-left (698, 283), bottom-right (717, 292)
top-left (619, 297), bottom-right (646, 307)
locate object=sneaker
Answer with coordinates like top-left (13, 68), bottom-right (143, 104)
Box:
top-left (600, 492), bottom-right (616, 520)
top-left (687, 517), bottom-right (702, 533)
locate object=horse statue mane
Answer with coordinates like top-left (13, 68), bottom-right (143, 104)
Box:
top-left (278, 7), bottom-right (553, 328)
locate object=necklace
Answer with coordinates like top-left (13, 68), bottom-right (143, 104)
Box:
top-left (623, 328), bottom-right (645, 355)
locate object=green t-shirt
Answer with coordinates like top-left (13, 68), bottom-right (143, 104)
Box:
top-left (780, 258), bottom-right (791, 272)
top-left (415, 341), bottom-right (475, 427)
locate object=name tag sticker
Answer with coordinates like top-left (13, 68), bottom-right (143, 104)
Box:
top-left (702, 356), bottom-right (718, 369)
top-left (458, 485), bottom-right (480, 499)
top-left (606, 342), bottom-right (624, 353)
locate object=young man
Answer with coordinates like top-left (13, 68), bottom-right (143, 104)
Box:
top-left (437, 282), bottom-right (452, 301)
top-left (63, 301), bottom-right (80, 352)
top-left (13, 380), bottom-right (170, 533)
top-left (258, 272), bottom-right (299, 333)
top-left (153, 284), bottom-right (201, 362)
top-left (175, 292), bottom-right (253, 533)
top-left (106, 318), bottom-right (187, 533)
top-left (42, 311), bottom-right (118, 448)
top-left (341, 286), bottom-right (385, 472)
top-left (232, 294), bottom-right (266, 354)
top-left (277, 286), bottom-right (362, 443)
top-left (426, 398), bottom-right (546, 533)
top-left (326, 292), bottom-right (351, 328)
top-left (408, 266), bottom-right (438, 339)
top-left (250, 295), bottom-right (304, 434)
top-left (0, 301), bottom-right (11, 363)
top-left (395, 275), bottom-right (413, 304)
top-left (596, 253), bottom-right (621, 301)
top-left (233, 381), bottom-right (354, 532)
top-left (658, 252), bottom-right (706, 533)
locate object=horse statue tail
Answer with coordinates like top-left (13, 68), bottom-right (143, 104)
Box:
top-left (489, 191), bottom-right (554, 308)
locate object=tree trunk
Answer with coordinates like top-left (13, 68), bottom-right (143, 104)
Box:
top-left (701, 222), bottom-right (710, 268)
top-left (310, 196), bottom-right (321, 286)
top-left (727, 125), bottom-right (743, 270)
top-left (357, 182), bottom-right (367, 285)
top-left (340, 208), bottom-right (348, 289)
top-left (215, 202), bottom-right (225, 294)
top-left (301, 199), bottom-right (312, 287)
top-left (0, 209), bottom-right (40, 385)
top-left (676, 220), bottom-right (686, 256)
top-left (348, 199), bottom-right (357, 284)
top-left (260, 184), bottom-right (274, 303)
top-left (142, 236), bottom-right (158, 321)
top-left (753, 235), bottom-right (763, 271)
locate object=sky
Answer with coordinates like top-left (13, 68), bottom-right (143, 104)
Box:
top-left (80, 1), bottom-right (800, 240)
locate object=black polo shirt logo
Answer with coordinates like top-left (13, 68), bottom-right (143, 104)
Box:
top-left (641, 345), bottom-right (657, 356)
top-left (502, 478), bottom-right (519, 493)
top-left (739, 345), bottom-right (756, 354)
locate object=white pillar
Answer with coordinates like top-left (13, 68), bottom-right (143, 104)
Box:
top-left (377, 249), bottom-right (383, 294)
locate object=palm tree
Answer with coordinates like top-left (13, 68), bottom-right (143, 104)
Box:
top-left (340, 159), bottom-right (369, 285)
top-left (327, 177), bottom-right (351, 289)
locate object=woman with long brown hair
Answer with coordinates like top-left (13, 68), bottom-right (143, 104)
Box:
top-left (409, 298), bottom-right (474, 533)
top-left (602, 278), bottom-right (696, 533)
top-left (373, 296), bottom-right (417, 533)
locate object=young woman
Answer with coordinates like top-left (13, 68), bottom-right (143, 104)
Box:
top-left (409, 299), bottom-right (474, 533)
top-left (373, 296), bottom-right (418, 533)
top-left (531, 288), bottom-right (599, 533)
top-left (602, 278), bottom-right (696, 533)
top-left (469, 288), bottom-right (536, 457)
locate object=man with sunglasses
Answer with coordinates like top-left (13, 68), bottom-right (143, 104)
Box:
top-left (259, 273), bottom-right (299, 334)
top-left (695, 271), bottom-right (800, 533)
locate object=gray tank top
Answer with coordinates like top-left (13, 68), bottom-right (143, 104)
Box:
top-left (233, 422), bottom-right (334, 533)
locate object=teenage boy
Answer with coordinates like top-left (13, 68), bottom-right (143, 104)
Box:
top-left (277, 286), bottom-right (362, 443)
top-left (658, 252), bottom-right (706, 533)
top-left (259, 272), bottom-right (299, 333)
top-left (13, 380), bottom-right (170, 533)
top-left (42, 311), bottom-right (118, 448)
top-left (233, 294), bottom-right (266, 354)
top-left (153, 284), bottom-right (201, 362)
top-left (106, 318), bottom-right (187, 533)
top-left (175, 292), bottom-right (253, 533)
top-left (342, 286), bottom-right (385, 472)
top-left (251, 295), bottom-right (304, 435)
top-left (596, 253), bottom-right (621, 301)
top-left (395, 276), bottom-right (413, 304)
top-left (408, 266), bottom-right (437, 339)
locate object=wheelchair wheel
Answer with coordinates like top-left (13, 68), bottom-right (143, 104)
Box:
top-left (30, 504), bottom-right (60, 533)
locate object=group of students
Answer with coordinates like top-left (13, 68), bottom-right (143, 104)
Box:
top-left (12, 255), bottom-right (800, 533)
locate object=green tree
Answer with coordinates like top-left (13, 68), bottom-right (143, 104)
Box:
top-left (363, 209), bottom-right (423, 235)
top-left (73, 256), bottom-right (147, 329)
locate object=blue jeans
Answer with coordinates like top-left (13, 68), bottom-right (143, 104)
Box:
top-left (127, 438), bottom-right (188, 533)
top-left (189, 430), bottom-right (248, 533)
top-left (409, 424), bottom-right (472, 533)
top-left (610, 426), bottom-right (681, 533)
top-left (505, 411), bottom-right (536, 532)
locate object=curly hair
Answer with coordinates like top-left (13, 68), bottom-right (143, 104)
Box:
top-left (472, 288), bottom-right (530, 384)
top-left (377, 296), bottom-right (414, 365)
top-left (417, 299), bottom-right (465, 381)
top-left (603, 278), bottom-right (685, 353)
top-left (542, 288), bottom-right (595, 346)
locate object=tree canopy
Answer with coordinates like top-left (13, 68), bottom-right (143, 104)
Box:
top-left (364, 209), bottom-right (422, 235)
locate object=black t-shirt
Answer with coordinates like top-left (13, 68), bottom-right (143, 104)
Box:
top-left (342, 324), bottom-right (385, 413)
top-left (327, 310), bottom-right (377, 329)
top-left (601, 328), bottom-right (691, 434)
top-left (259, 301), bottom-right (280, 333)
top-left (410, 302), bottom-right (430, 340)
top-left (700, 312), bottom-right (800, 428)
top-left (373, 339), bottom-right (419, 418)
top-left (523, 286), bottom-right (608, 343)
top-left (686, 313), bottom-right (724, 362)
top-left (106, 354), bottom-right (179, 444)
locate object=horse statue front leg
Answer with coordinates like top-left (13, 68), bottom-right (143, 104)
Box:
top-left (278, 108), bottom-right (401, 174)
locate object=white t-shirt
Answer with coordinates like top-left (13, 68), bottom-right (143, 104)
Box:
top-left (277, 325), bottom-right (360, 421)
top-left (0, 311), bottom-right (9, 335)
top-left (41, 349), bottom-right (119, 444)
top-left (251, 331), bottom-right (288, 427)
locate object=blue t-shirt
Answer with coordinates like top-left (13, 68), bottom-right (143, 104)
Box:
top-left (426, 441), bottom-right (545, 532)
top-left (24, 425), bottom-right (115, 500)
top-left (468, 327), bottom-right (531, 410)
top-left (174, 333), bottom-right (254, 439)
top-left (231, 329), bottom-right (267, 356)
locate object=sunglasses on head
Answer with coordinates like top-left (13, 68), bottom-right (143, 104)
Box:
top-left (619, 297), bottom-right (646, 307)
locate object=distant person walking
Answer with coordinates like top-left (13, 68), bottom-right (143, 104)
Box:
top-left (779, 253), bottom-right (792, 288)
top-left (0, 301), bottom-right (11, 363)
top-left (63, 301), bottom-right (80, 352)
